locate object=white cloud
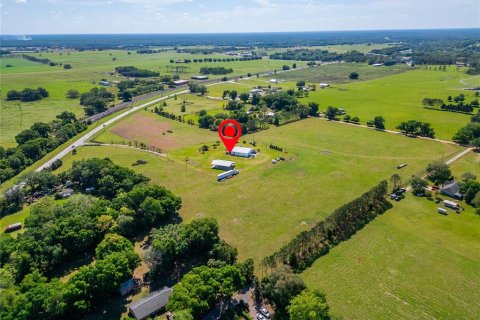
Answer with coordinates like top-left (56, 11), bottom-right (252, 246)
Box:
top-left (15, 0), bottom-right (27, 3)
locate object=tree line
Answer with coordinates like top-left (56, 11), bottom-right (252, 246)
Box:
top-left (6, 87), bottom-right (49, 102)
top-left (199, 66), bottom-right (234, 75)
top-left (0, 112), bottom-right (87, 196)
top-left (452, 110), bottom-right (480, 148)
top-left (262, 181), bottom-right (391, 272)
top-left (115, 65), bottom-right (160, 77)
top-left (396, 120), bottom-right (435, 138)
top-left (422, 95), bottom-right (479, 114)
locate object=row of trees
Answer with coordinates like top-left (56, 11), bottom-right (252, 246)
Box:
top-left (115, 65), bottom-right (160, 77)
top-left (0, 112), bottom-right (87, 198)
top-left (422, 96), bottom-right (479, 113)
top-left (396, 120), bottom-right (435, 138)
top-left (21, 54), bottom-right (54, 65)
top-left (262, 181), bottom-right (391, 272)
top-left (199, 66), bottom-right (233, 75)
top-left (6, 87), bottom-right (49, 102)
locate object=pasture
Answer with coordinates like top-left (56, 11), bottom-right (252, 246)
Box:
top-left (0, 50), bottom-right (302, 146)
top-left (208, 65), bottom-right (479, 140)
top-left (56, 116), bottom-right (461, 264)
top-left (302, 192), bottom-right (480, 320)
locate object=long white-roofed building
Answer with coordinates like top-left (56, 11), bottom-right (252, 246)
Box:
top-left (211, 160), bottom-right (236, 170)
top-left (230, 146), bottom-right (255, 158)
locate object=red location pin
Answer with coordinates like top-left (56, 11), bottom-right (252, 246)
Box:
top-left (218, 119), bottom-right (242, 153)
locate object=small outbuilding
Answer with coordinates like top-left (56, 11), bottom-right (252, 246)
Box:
top-left (129, 287), bottom-right (172, 320)
top-left (440, 180), bottom-right (463, 199)
top-left (5, 222), bottom-right (22, 233)
top-left (99, 81), bottom-right (111, 86)
top-left (230, 146), bottom-right (255, 158)
top-left (173, 80), bottom-right (189, 86)
top-left (191, 75), bottom-right (208, 80)
top-left (59, 188), bottom-right (74, 198)
top-left (119, 279), bottom-right (135, 296)
top-left (211, 160), bottom-right (236, 170)
top-left (319, 83), bottom-right (330, 88)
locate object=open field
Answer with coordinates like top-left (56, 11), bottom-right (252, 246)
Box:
top-left (206, 66), bottom-right (479, 140)
top-left (302, 192), bottom-right (480, 320)
top-left (275, 62), bottom-right (411, 83)
top-left (92, 110), bottom-right (215, 152)
top-left (51, 117), bottom-right (462, 264)
top-left (301, 151), bottom-right (480, 319)
top-left (0, 50), bottom-right (303, 146)
top-left (265, 43), bottom-right (394, 54)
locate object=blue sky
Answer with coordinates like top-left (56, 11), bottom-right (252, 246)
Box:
top-left (1, 0), bottom-right (479, 34)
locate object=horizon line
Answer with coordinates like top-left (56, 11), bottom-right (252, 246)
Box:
top-left (2, 27), bottom-right (479, 37)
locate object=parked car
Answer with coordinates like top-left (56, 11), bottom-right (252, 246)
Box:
top-left (257, 315), bottom-right (266, 320)
top-left (259, 307), bottom-right (271, 318)
top-left (398, 188), bottom-right (406, 193)
top-left (395, 195), bottom-right (402, 201)
top-left (390, 194), bottom-right (396, 199)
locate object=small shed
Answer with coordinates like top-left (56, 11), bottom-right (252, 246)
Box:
top-left (211, 160), bottom-right (236, 170)
top-left (440, 180), bottom-right (463, 199)
top-left (230, 147), bottom-right (255, 158)
top-left (119, 279), bottom-right (135, 296)
top-left (249, 88), bottom-right (263, 94)
top-left (191, 75), bottom-right (208, 80)
top-left (5, 222), bottom-right (22, 233)
top-left (319, 83), bottom-right (330, 88)
top-left (59, 188), bottom-right (74, 198)
top-left (129, 287), bottom-right (172, 320)
top-left (173, 80), bottom-right (189, 86)
top-left (99, 81), bottom-right (111, 86)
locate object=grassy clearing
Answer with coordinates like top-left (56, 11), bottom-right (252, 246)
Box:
top-left (302, 194), bottom-right (480, 320)
top-left (275, 62), bottom-right (411, 84)
top-left (56, 118), bottom-right (461, 264)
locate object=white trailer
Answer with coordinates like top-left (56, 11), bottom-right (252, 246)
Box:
top-left (437, 207), bottom-right (448, 215)
top-left (443, 199), bottom-right (459, 210)
top-left (217, 169), bottom-right (239, 181)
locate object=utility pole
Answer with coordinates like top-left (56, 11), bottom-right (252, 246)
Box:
top-left (185, 157), bottom-right (188, 172)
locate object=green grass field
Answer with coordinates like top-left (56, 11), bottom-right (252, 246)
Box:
top-left (206, 65), bottom-right (479, 140)
top-left (302, 154), bottom-right (480, 319)
top-left (0, 50), bottom-right (303, 146)
top-left (53, 117), bottom-right (462, 264)
top-left (275, 62), bottom-right (411, 84)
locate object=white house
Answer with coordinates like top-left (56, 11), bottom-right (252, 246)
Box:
top-left (269, 79), bottom-right (278, 84)
top-left (230, 146), bottom-right (255, 158)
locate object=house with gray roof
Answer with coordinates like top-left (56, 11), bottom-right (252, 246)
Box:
top-left (440, 180), bottom-right (463, 200)
top-left (129, 287), bottom-right (172, 320)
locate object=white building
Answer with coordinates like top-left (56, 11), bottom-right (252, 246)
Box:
top-left (211, 160), bottom-right (236, 170)
top-left (319, 83), bottom-right (330, 88)
top-left (230, 146), bottom-right (255, 158)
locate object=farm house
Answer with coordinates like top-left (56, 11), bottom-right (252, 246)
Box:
top-left (230, 146), bottom-right (255, 158)
top-left (129, 287), bottom-right (172, 320)
top-left (211, 160), bottom-right (236, 170)
top-left (440, 180), bottom-right (463, 199)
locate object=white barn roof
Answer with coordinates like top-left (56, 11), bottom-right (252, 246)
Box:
top-left (211, 160), bottom-right (235, 167)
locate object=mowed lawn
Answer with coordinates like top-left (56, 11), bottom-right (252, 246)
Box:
top-left (57, 117), bottom-right (462, 264)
